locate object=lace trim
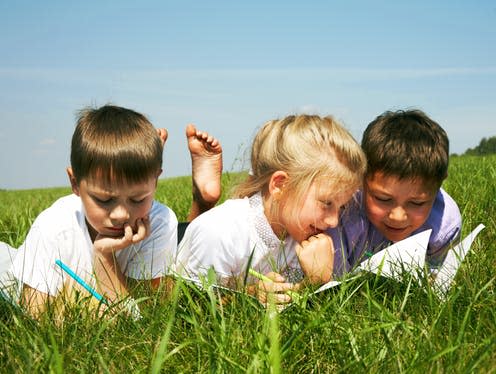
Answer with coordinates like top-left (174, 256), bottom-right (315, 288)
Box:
top-left (248, 193), bottom-right (304, 283)
top-left (249, 192), bottom-right (284, 251)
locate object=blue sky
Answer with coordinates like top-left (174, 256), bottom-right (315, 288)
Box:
top-left (1, 0), bottom-right (495, 190)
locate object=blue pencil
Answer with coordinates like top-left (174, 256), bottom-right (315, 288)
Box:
top-left (55, 259), bottom-right (108, 305)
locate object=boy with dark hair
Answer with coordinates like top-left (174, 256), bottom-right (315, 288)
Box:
top-left (329, 109), bottom-right (461, 276)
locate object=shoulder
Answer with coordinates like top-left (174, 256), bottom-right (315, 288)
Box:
top-left (427, 189), bottom-right (461, 229)
top-left (331, 189), bottom-right (370, 243)
top-left (149, 200), bottom-right (178, 229)
top-left (340, 190), bottom-right (366, 224)
top-left (191, 198), bottom-right (250, 229)
top-left (176, 198), bottom-right (252, 277)
top-left (182, 198), bottom-right (251, 246)
top-left (436, 188), bottom-right (460, 215)
top-left (423, 188), bottom-right (462, 248)
top-left (30, 194), bottom-right (85, 236)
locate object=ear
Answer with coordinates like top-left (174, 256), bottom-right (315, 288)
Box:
top-left (66, 167), bottom-right (80, 196)
top-left (154, 169), bottom-right (163, 187)
top-left (268, 170), bottom-right (289, 199)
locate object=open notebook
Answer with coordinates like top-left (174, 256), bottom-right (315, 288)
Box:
top-left (176, 224), bottom-right (485, 310)
top-left (314, 223), bottom-right (486, 299)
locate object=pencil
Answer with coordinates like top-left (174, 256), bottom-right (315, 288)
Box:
top-left (55, 259), bottom-right (108, 305)
top-left (248, 268), bottom-right (274, 283)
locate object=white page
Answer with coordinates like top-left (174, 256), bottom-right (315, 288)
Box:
top-left (314, 230), bottom-right (431, 293)
top-left (314, 279), bottom-right (343, 293)
top-left (358, 229), bottom-right (431, 281)
top-left (432, 223), bottom-right (485, 298)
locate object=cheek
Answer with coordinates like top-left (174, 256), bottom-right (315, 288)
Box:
top-left (409, 207), bottom-right (431, 226)
top-left (298, 203), bottom-right (320, 223)
top-left (365, 199), bottom-right (386, 220)
top-left (84, 205), bottom-right (106, 229)
top-left (134, 200), bottom-right (154, 218)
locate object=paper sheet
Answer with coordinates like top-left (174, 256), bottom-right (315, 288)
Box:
top-left (314, 224), bottom-right (485, 299)
top-left (432, 223), bottom-right (485, 298)
top-left (358, 229), bottom-right (431, 281)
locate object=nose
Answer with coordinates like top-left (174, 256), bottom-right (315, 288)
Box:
top-left (389, 206), bottom-right (407, 222)
top-left (109, 204), bottom-right (130, 224)
top-left (323, 209), bottom-right (339, 229)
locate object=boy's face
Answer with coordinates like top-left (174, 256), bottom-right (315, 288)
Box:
top-left (364, 172), bottom-right (437, 243)
top-left (67, 168), bottom-right (158, 241)
top-left (275, 178), bottom-right (355, 243)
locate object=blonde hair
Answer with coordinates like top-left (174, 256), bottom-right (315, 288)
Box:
top-left (233, 114), bottom-right (366, 206)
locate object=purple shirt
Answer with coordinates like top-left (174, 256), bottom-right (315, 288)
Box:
top-left (328, 188), bottom-right (462, 277)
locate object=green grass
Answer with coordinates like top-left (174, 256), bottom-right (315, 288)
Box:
top-left (1, 157), bottom-right (495, 373)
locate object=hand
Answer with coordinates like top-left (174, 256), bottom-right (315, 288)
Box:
top-left (249, 271), bottom-right (301, 305)
top-left (93, 217), bottom-right (151, 255)
top-left (296, 233), bottom-right (334, 285)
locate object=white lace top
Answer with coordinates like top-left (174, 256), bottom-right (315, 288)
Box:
top-left (175, 192), bottom-right (304, 287)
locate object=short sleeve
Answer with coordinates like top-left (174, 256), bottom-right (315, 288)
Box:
top-left (11, 225), bottom-right (65, 296)
top-left (424, 189), bottom-right (462, 267)
top-left (175, 215), bottom-right (236, 283)
top-left (121, 203), bottom-right (178, 280)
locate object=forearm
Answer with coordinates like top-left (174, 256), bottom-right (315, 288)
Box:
top-left (303, 266), bottom-right (333, 285)
top-left (93, 251), bottom-right (129, 302)
top-left (21, 284), bottom-right (52, 319)
top-left (296, 234), bottom-right (335, 286)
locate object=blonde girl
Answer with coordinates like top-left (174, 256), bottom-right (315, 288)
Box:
top-left (175, 114), bottom-right (366, 304)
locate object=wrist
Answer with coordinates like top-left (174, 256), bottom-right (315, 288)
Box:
top-left (93, 244), bottom-right (116, 258)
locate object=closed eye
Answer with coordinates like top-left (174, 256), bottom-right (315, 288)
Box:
top-left (320, 200), bottom-right (333, 207)
top-left (374, 196), bottom-right (391, 203)
top-left (92, 195), bottom-right (112, 204)
top-left (410, 201), bottom-right (427, 207)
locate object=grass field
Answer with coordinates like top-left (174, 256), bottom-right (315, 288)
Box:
top-left (0, 156), bottom-right (494, 373)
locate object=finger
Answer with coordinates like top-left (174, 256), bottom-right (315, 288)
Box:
top-left (132, 219), bottom-right (146, 243)
top-left (260, 281), bottom-right (294, 294)
top-left (133, 217), bottom-right (151, 243)
top-left (123, 224), bottom-right (134, 242)
top-left (307, 234), bottom-right (321, 241)
top-left (143, 216), bottom-right (151, 236)
top-left (291, 282), bottom-right (302, 292)
top-left (265, 271), bottom-right (286, 283)
top-left (270, 292), bottom-right (292, 304)
top-left (258, 290), bottom-right (292, 305)
top-left (315, 233), bottom-right (332, 242)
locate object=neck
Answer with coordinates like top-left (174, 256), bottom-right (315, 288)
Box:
top-left (262, 194), bottom-right (286, 240)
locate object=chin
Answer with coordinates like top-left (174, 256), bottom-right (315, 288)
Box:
top-left (382, 230), bottom-right (411, 243)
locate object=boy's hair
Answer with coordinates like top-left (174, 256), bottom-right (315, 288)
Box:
top-left (233, 114), bottom-right (366, 205)
top-left (70, 105), bottom-right (163, 186)
top-left (362, 109), bottom-right (449, 187)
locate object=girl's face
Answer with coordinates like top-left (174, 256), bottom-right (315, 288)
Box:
top-left (269, 178), bottom-right (355, 243)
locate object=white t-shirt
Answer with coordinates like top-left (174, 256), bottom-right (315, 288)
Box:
top-left (9, 194), bottom-right (177, 297)
top-left (175, 192), bottom-right (302, 288)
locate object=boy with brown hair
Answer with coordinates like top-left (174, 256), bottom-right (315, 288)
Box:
top-left (1, 104), bottom-right (223, 318)
top-left (329, 109), bottom-right (462, 276)
top-left (6, 105), bottom-right (177, 317)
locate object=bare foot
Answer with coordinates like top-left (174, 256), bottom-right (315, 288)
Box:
top-left (156, 128), bottom-right (168, 147)
top-left (186, 124), bottom-right (223, 221)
